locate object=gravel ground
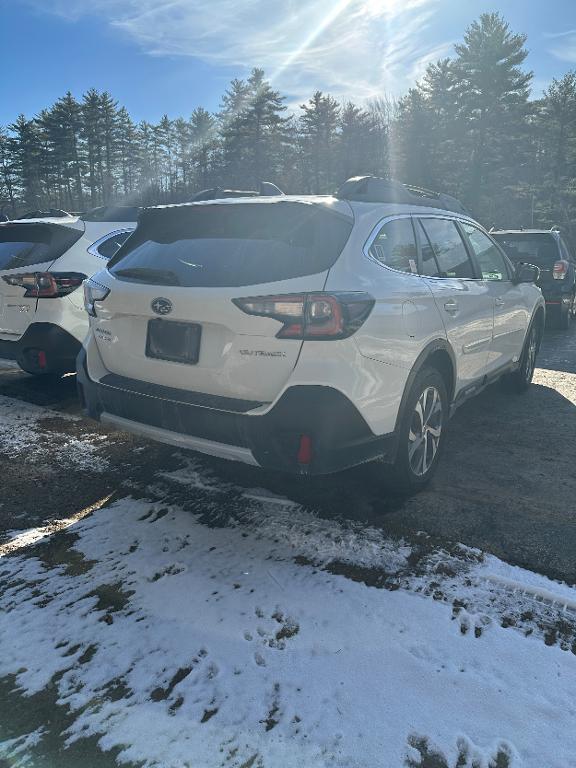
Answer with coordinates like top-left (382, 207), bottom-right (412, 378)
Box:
top-left (0, 325), bottom-right (575, 582)
top-left (1, 327), bottom-right (576, 768)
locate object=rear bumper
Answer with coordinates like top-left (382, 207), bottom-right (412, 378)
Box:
top-left (77, 348), bottom-right (397, 475)
top-left (542, 287), bottom-right (573, 305)
top-left (0, 323), bottom-right (82, 373)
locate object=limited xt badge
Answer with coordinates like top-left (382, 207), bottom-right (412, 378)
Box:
top-left (239, 350), bottom-right (287, 358)
top-left (151, 297), bottom-right (173, 316)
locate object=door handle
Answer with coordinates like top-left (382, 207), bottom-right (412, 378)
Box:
top-left (444, 299), bottom-right (459, 314)
top-left (494, 297), bottom-right (505, 307)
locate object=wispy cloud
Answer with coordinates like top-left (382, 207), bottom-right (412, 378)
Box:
top-left (545, 29), bottom-right (576, 63)
top-left (27, 0), bottom-right (450, 102)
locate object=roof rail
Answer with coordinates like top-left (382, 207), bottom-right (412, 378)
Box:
top-left (190, 181), bottom-right (284, 202)
top-left (335, 176), bottom-right (469, 216)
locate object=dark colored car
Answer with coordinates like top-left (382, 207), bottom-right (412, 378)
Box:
top-left (492, 229), bottom-right (576, 329)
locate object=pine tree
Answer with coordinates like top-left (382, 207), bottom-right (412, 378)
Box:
top-left (117, 107), bottom-right (140, 198)
top-left (338, 103), bottom-right (378, 182)
top-left (9, 115), bottom-right (44, 209)
top-left (220, 69), bottom-right (288, 188)
top-left (189, 107), bottom-right (217, 190)
top-left (100, 92), bottom-right (120, 202)
top-left (391, 88), bottom-right (434, 188)
top-left (536, 72), bottom-right (576, 234)
top-left (454, 12), bottom-right (533, 218)
top-left (299, 91), bottom-right (340, 193)
top-left (82, 89), bottom-right (105, 205)
top-left (419, 59), bottom-right (464, 195)
top-left (39, 92), bottom-right (85, 209)
top-left (0, 127), bottom-right (17, 216)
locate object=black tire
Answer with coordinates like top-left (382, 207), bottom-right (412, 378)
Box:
top-left (505, 320), bottom-right (540, 393)
top-left (557, 305), bottom-right (571, 330)
top-left (387, 366), bottom-right (448, 495)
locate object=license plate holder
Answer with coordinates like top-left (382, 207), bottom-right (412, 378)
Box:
top-left (146, 319), bottom-right (202, 365)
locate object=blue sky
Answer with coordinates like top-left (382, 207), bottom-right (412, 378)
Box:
top-left (1, 0), bottom-right (575, 126)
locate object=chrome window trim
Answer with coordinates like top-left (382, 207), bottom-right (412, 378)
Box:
top-left (413, 213), bottom-right (481, 282)
top-left (458, 220), bottom-right (515, 283)
top-left (87, 229), bottom-right (134, 260)
top-left (362, 213), bottom-right (422, 277)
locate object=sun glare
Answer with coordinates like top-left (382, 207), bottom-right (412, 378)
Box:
top-left (270, 0), bottom-right (356, 83)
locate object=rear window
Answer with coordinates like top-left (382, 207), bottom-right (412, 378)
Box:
top-left (0, 224), bottom-right (82, 271)
top-left (109, 202), bottom-right (353, 287)
top-left (492, 234), bottom-right (560, 267)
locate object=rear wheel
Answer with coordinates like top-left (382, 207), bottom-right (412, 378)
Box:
top-left (387, 367), bottom-right (448, 494)
top-left (557, 305), bottom-right (571, 330)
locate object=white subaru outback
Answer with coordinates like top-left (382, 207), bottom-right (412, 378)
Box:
top-left (78, 177), bottom-right (545, 491)
top-left (0, 207), bottom-right (137, 376)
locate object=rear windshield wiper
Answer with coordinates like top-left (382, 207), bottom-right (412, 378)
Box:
top-left (113, 267), bottom-right (180, 285)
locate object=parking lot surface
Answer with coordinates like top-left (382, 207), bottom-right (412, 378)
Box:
top-left (1, 326), bottom-right (575, 582)
top-left (1, 326), bottom-right (575, 767)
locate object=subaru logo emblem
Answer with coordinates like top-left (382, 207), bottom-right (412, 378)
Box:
top-left (151, 297), bottom-right (173, 316)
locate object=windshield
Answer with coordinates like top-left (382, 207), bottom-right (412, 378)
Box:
top-left (110, 202), bottom-right (353, 287)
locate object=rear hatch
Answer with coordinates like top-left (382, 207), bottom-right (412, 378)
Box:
top-left (0, 219), bottom-right (84, 339)
top-left (96, 199), bottom-right (353, 404)
top-left (493, 233), bottom-right (562, 289)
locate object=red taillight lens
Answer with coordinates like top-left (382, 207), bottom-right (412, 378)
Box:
top-left (2, 272), bottom-right (87, 298)
top-left (553, 260), bottom-right (569, 280)
top-left (233, 292), bottom-right (374, 340)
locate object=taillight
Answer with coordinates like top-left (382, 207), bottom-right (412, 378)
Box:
top-left (233, 292), bottom-right (374, 340)
top-left (83, 278), bottom-right (110, 317)
top-left (553, 260), bottom-right (569, 280)
top-left (2, 272), bottom-right (86, 298)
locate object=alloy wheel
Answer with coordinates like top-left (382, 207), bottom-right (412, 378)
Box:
top-left (408, 386), bottom-right (443, 477)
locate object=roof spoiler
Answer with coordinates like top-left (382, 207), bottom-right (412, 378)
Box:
top-left (335, 176), bottom-right (469, 216)
top-left (81, 205), bottom-right (141, 223)
top-left (190, 181), bottom-right (285, 202)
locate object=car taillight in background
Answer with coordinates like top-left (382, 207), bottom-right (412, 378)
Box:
top-left (2, 272), bottom-right (86, 298)
top-left (553, 260), bottom-right (569, 280)
top-left (83, 278), bottom-right (111, 317)
top-left (233, 292), bottom-right (375, 340)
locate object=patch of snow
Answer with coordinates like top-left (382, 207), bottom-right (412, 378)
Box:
top-left (0, 728), bottom-right (45, 768)
top-left (1, 496), bottom-right (575, 768)
top-left (0, 395), bottom-right (108, 472)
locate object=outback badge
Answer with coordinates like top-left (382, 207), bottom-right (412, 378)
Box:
top-left (151, 297), bottom-right (173, 316)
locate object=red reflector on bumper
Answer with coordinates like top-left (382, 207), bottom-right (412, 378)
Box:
top-left (297, 434), bottom-right (313, 465)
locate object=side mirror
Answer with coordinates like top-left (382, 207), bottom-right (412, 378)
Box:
top-left (515, 263), bottom-right (540, 284)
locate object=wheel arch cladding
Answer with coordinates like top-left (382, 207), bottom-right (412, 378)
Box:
top-left (394, 339), bottom-right (455, 432)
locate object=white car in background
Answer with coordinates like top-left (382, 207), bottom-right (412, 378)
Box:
top-left (78, 177), bottom-right (545, 492)
top-left (0, 207), bottom-right (137, 376)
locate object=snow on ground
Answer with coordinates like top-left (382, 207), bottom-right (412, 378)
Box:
top-left (1, 492), bottom-right (576, 768)
top-left (0, 394), bottom-right (108, 472)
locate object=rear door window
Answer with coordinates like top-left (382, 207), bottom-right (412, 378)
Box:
top-left (110, 202), bottom-right (353, 287)
top-left (368, 218), bottom-right (418, 273)
top-left (418, 218), bottom-right (475, 279)
top-left (0, 224), bottom-right (82, 271)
